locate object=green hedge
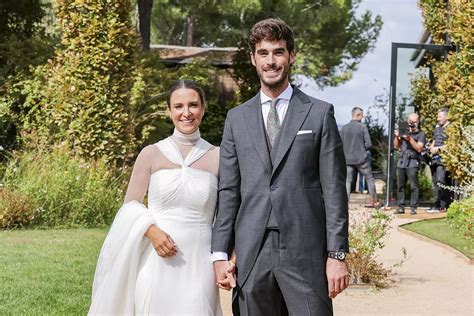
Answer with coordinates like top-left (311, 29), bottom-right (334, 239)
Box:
top-left (447, 196), bottom-right (474, 240)
top-left (2, 0), bottom-right (138, 165)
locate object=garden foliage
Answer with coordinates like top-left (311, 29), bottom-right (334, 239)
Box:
top-left (347, 210), bottom-right (404, 287)
top-left (150, 0), bottom-right (383, 99)
top-left (3, 0), bottom-right (138, 164)
top-left (0, 147), bottom-right (127, 228)
top-left (443, 126), bottom-right (474, 240)
top-left (0, 0), bottom-right (56, 155)
top-left (447, 196), bottom-right (474, 240)
top-left (412, 0), bottom-right (474, 183)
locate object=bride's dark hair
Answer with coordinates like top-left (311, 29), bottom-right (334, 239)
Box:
top-left (166, 79), bottom-right (206, 108)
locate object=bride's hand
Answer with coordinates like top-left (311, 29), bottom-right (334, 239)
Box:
top-left (145, 225), bottom-right (178, 258)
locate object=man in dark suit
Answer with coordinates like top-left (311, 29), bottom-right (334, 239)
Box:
top-left (212, 18), bottom-right (349, 315)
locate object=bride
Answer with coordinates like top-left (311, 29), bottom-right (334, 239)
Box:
top-left (89, 80), bottom-right (223, 315)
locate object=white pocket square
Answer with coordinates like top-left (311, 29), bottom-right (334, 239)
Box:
top-left (297, 130), bottom-right (312, 135)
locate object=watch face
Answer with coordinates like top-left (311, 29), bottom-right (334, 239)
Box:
top-left (337, 252), bottom-right (346, 260)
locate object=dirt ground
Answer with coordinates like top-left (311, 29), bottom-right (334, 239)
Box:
top-left (218, 196), bottom-right (474, 315)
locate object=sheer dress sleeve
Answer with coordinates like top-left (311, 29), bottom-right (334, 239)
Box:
top-left (124, 145), bottom-right (154, 204)
top-left (124, 142), bottom-right (220, 204)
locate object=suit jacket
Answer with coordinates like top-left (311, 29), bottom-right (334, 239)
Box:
top-left (212, 87), bottom-right (349, 303)
top-left (339, 120), bottom-right (372, 165)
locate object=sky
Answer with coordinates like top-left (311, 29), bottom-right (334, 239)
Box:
top-left (301, 0), bottom-right (425, 126)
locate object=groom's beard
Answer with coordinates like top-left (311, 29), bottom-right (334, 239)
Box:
top-left (258, 60), bottom-right (291, 91)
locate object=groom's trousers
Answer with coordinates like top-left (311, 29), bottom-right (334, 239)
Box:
top-left (234, 229), bottom-right (332, 316)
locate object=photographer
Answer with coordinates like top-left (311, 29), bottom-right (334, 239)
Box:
top-left (394, 113), bottom-right (426, 215)
top-left (427, 108), bottom-right (450, 213)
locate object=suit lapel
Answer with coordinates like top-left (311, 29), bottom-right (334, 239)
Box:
top-left (271, 87), bottom-right (313, 177)
top-left (243, 93), bottom-right (272, 173)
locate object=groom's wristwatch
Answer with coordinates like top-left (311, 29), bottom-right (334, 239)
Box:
top-left (328, 251), bottom-right (347, 261)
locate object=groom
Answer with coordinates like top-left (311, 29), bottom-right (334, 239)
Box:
top-left (212, 18), bottom-right (349, 315)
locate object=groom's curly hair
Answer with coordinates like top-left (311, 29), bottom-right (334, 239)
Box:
top-left (248, 18), bottom-right (295, 54)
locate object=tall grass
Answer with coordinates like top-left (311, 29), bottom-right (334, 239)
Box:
top-left (0, 147), bottom-right (129, 228)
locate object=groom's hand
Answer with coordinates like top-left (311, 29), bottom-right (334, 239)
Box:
top-left (213, 260), bottom-right (236, 291)
top-left (326, 258), bottom-right (349, 298)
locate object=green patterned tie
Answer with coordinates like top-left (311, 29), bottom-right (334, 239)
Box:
top-left (266, 99), bottom-right (280, 148)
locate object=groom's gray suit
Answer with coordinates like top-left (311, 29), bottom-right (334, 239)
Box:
top-left (212, 87), bottom-right (349, 315)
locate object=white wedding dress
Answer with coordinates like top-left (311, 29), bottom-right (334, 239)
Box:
top-left (89, 131), bottom-right (222, 316)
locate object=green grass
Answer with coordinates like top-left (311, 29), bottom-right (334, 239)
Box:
top-left (402, 218), bottom-right (474, 258)
top-left (0, 228), bottom-right (107, 315)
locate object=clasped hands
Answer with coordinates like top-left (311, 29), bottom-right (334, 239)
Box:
top-left (213, 260), bottom-right (236, 291)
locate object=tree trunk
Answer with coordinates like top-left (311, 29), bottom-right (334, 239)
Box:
top-left (137, 0), bottom-right (153, 51)
top-left (185, 15), bottom-right (193, 46)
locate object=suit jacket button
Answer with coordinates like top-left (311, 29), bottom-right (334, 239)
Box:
top-left (270, 186), bottom-right (277, 191)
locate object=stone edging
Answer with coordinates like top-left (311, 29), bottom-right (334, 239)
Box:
top-left (398, 224), bottom-right (474, 265)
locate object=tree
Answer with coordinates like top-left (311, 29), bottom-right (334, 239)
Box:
top-left (149, 0), bottom-right (382, 98)
top-left (4, 0), bottom-right (139, 164)
top-left (137, 0), bottom-right (153, 50)
top-left (0, 0), bottom-right (43, 39)
top-left (411, 0), bottom-right (474, 183)
top-left (0, 0), bottom-right (55, 154)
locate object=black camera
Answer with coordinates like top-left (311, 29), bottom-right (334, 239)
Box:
top-left (398, 121), bottom-right (410, 136)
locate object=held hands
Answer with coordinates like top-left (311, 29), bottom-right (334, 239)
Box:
top-left (145, 225), bottom-right (178, 258)
top-left (326, 258), bottom-right (349, 299)
top-left (214, 260), bottom-right (236, 291)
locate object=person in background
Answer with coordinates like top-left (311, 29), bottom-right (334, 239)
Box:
top-left (427, 108), bottom-right (451, 213)
top-left (340, 107), bottom-right (379, 207)
top-left (394, 113), bottom-right (426, 215)
top-left (358, 150), bottom-right (372, 193)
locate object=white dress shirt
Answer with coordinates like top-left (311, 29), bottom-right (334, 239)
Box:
top-left (212, 84), bottom-right (294, 262)
top-left (260, 84), bottom-right (293, 128)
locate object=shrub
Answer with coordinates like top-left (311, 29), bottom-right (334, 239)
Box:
top-left (440, 126), bottom-right (473, 240)
top-left (0, 188), bottom-right (34, 229)
top-left (413, 0), bottom-right (474, 184)
top-left (347, 210), bottom-right (405, 287)
top-left (3, 0), bottom-right (138, 165)
top-left (447, 196), bottom-right (474, 240)
top-left (1, 147), bottom-right (128, 228)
